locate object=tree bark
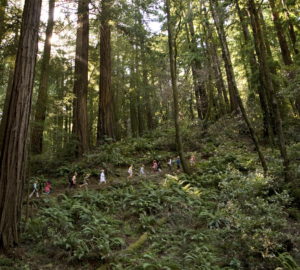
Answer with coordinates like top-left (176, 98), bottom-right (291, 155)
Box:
top-left (282, 0), bottom-right (298, 55)
top-left (97, 0), bottom-right (116, 143)
top-left (0, 0), bottom-right (42, 249)
top-left (209, 0), bottom-right (239, 112)
top-left (248, 0), bottom-right (290, 180)
top-left (0, 65), bottom-right (14, 151)
top-left (186, 2), bottom-right (208, 120)
top-left (235, 0), bottom-right (274, 143)
top-left (166, 0), bottom-right (189, 174)
top-left (141, 40), bottom-right (154, 130)
top-left (30, 0), bottom-right (55, 154)
top-left (202, 8), bottom-right (228, 115)
top-left (73, 0), bottom-right (89, 155)
top-left (207, 0), bottom-right (268, 174)
top-left (269, 0), bottom-right (293, 65)
top-left (129, 63), bottom-right (139, 137)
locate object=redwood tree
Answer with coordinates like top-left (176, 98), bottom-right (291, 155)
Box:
top-left (0, 0), bottom-right (42, 249)
top-left (31, 0), bottom-right (55, 154)
top-left (97, 0), bottom-right (116, 143)
top-left (73, 0), bottom-right (89, 155)
top-left (166, 0), bottom-right (190, 174)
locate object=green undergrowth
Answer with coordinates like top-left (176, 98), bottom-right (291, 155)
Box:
top-left (22, 167), bottom-right (298, 269)
top-left (22, 116), bottom-right (300, 269)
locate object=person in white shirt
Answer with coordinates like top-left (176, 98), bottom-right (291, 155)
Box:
top-left (99, 169), bottom-right (106, 184)
top-left (139, 164), bottom-right (145, 176)
top-left (128, 165), bottom-right (133, 179)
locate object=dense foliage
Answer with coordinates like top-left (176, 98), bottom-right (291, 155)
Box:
top-left (0, 0), bottom-right (299, 268)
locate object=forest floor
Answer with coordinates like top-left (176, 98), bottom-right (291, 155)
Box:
top-left (1, 116), bottom-right (299, 270)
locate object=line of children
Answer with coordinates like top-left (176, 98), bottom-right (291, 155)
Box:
top-left (30, 154), bottom-right (197, 198)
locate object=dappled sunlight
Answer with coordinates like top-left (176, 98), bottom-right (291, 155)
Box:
top-left (163, 173), bottom-right (202, 197)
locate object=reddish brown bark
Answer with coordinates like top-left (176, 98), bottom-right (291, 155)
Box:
top-left (31, 0), bottom-right (55, 154)
top-left (0, 0), bottom-right (42, 249)
top-left (97, 0), bottom-right (116, 143)
top-left (73, 0), bottom-right (89, 155)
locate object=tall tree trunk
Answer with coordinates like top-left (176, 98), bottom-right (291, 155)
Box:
top-left (97, 0), bottom-right (116, 143)
top-left (208, 0), bottom-right (268, 174)
top-left (0, 0), bottom-right (42, 249)
top-left (281, 0), bottom-right (298, 55)
top-left (129, 63), bottom-right (139, 137)
top-left (56, 73), bottom-right (64, 154)
top-left (186, 3), bottom-right (208, 120)
top-left (135, 45), bottom-right (145, 136)
top-left (0, 65), bottom-right (14, 151)
top-left (30, 0), bottom-right (55, 154)
top-left (202, 9), bottom-right (228, 115)
top-left (209, 0), bottom-right (239, 112)
top-left (235, 0), bottom-right (274, 143)
top-left (248, 0), bottom-right (290, 180)
top-left (166, 0), bottom-right (189, 174)
top-left (269, 0), bottom-right (293, 65)
top-left (73, 0), bottom-right (89, 155)
top-left (141, 41), bottom-right (154, 130)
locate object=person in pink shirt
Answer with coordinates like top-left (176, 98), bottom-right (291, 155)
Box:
top-left (44, 181), bottom-right (52, 194)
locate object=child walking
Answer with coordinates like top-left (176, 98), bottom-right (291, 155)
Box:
top-left (44, 181), bottom-right (52, 194)
top-left (176, 156), bottom-right (181, 171)
top-left (99, 169), bottom-right (106, 184)
top-left (80, 173), bottom-right (90, 189)
top-left (189, 154), bottom-right (196, 166)
top-left (152, 160), bottom-right (158, 172)
top-left (128, 165), bottom-right (133, 179)
top-left (167, 158), bottom-right (172, 172)
top-left (68, 172), bottom-right (77, 189)
top-left (139, 164), bottom-right (145, 176)
top-left (29, 181), bottom-right (39, 198)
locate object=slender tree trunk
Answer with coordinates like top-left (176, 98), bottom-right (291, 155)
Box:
top-left (97, 0), bottom-right (116, 143)
top-left (30, 0), bottom-right (55, 154)
top-left (235, 0), bottom-right (274, 143)
top-left (135, 45), bottom-right (145, 136)
top-left (186, 3), bottom-right (208, 120)
top-left (73, 0), bottom-right (89, 155)
top-left (129, 62), bottom-right (139, 138)
top-left (185, 22), bottom-right (202, 119)
top-left (269, 0), bottom-right (293, 65)
top-left (0, 0), bottom-right (42, 249)
top-left (141, 41), bottom-right (154, 130)
top-left (282, 0), bottom-right (298, 55)
top-left (209, 0), bottom-right (239, 112)
top-left (57, 73), bottom-right (64, 153)
top-left (248, 0), bottom-right (290, 180)
top-left (166, 0), bottom-right (189, 174)
top-left (208, 0), bottom-right (268, 173)
top-left (202, 10), bottom-right (228, 115)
